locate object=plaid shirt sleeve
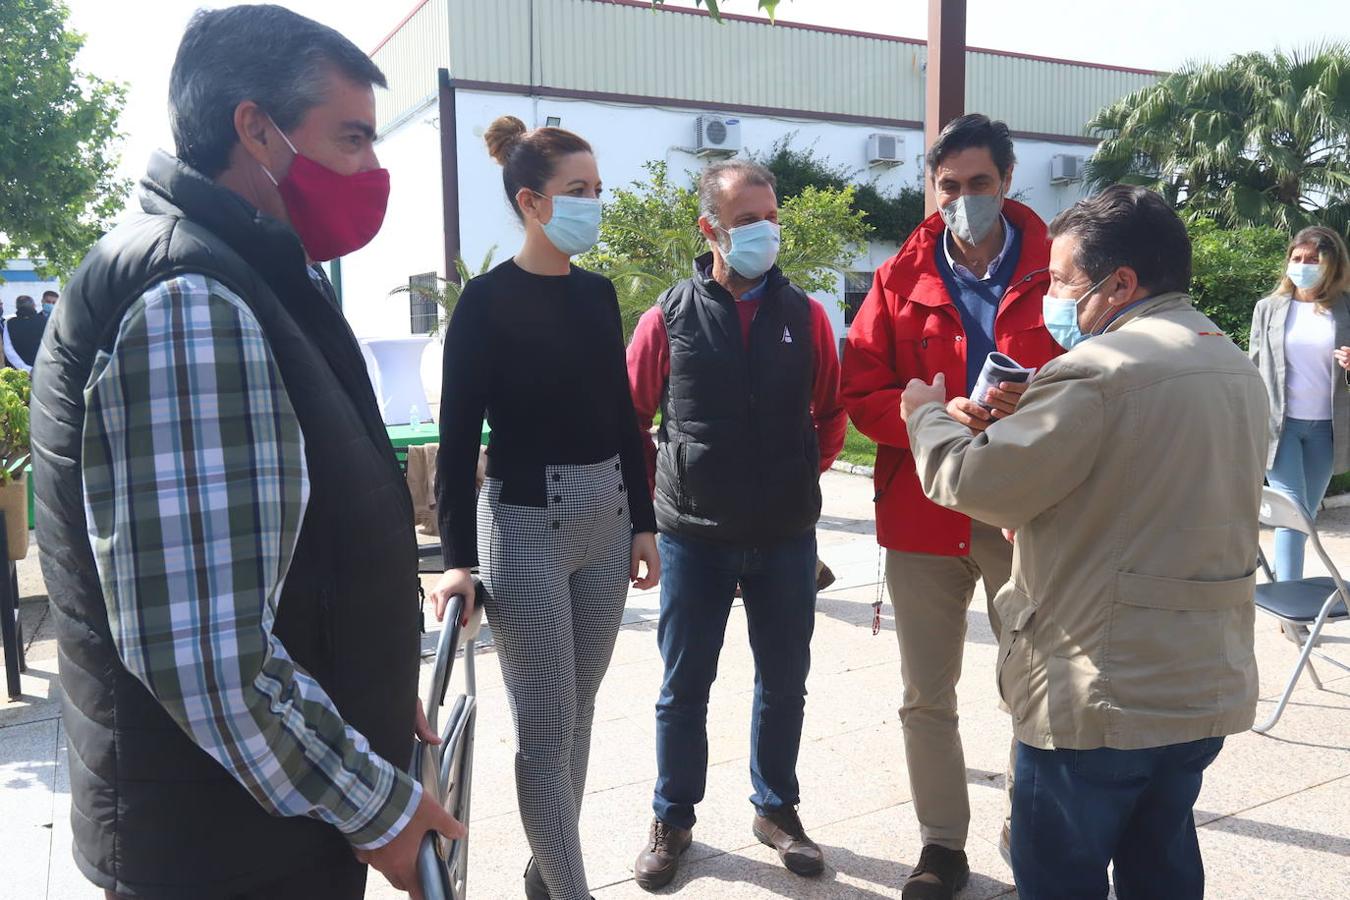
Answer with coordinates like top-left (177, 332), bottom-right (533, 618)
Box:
top-left (81, 274), bottom-right (420, 850)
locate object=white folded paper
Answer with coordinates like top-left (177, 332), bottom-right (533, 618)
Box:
top-left (971, 351), bottom-right (1036, 410)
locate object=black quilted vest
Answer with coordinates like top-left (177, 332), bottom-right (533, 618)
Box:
top-left (653, 256), bottom-right (821, 544)
top-left (30, 151), bottom-right (420, 897)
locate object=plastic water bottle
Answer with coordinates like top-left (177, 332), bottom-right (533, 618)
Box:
top-left (409, 406), bottom-right (422, 429)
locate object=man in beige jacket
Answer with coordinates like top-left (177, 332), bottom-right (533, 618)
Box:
top-left (900, 185), bottom-right (1267, 900)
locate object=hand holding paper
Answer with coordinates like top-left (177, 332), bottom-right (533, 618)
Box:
top-left (971, 352), bottom-right (1036, 414)
top-left (985, 380), bottom-right (1030, 418)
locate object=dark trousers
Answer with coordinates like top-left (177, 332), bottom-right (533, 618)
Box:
top-left (651, 529), bottom-right (817, 829)
top-left (104, 852), bottom-right (367, 900)
top-left (1011, 737), bottom-right (1225, 900)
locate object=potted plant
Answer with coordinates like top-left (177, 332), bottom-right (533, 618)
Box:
top-left (0, 369), bottom-right (32, 561)
top-left (388, 247), bottom-right (497, 338)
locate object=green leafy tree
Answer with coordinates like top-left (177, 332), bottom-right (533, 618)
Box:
top-left (388, 246), bottom-right (498, 337)
top-left (0, 369), bottom-right (32, 484)
top-left (752, 136), bottom-right (926, 245)
top-left (650, 1), bottom-right (786, 21)
top-left (0, 0), bottom-right (129, 278)
top-left (1086, 45), bottom-right (1350, 233)
top-left (1187, 218), bottom-right (1288, 350)
top-left (578, 161), bottom-right (869, 337)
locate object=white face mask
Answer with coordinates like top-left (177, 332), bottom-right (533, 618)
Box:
top-left (1287, 261), bottom-right (1323, 291)
top-left (717, 219), bottom-right (781, 280)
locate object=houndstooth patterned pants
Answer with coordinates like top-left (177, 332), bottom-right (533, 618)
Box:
top-left (478, 455), bottom-right (633, 900)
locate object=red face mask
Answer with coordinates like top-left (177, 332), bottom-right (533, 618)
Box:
top-left (263, 119), bottom-right (390, 262)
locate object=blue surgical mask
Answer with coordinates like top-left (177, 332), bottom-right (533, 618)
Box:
top-left (940, 191), bottom-right (1003, 245)
top-left (1287, 262), bottom-right (1323, 291)
top-left (1042, 274), bottom-right (1114, 350)
top-left (537, 195), bottom-right (601, 257)
top-left (718, 220), bottom-right (781, 279)
top-left (42, 302), bottom-right (54, 315)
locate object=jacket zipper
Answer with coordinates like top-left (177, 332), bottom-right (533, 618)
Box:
top-left (878, 267), bottom-right (1051, 506)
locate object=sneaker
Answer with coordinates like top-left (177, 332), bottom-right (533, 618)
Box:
top-left (902, 844), bottom-right (970, 899)
top-left (752, 806), bottom-right (825, 877)
top-left (634, 818), bottom-right (693, 891)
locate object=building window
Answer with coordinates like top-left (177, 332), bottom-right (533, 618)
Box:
top-left (839, 271), bottom-right (874, 356)
top-left (844, 271), bottom-right (872, 326)
top-left (408, 272), bottom-right (439, 335)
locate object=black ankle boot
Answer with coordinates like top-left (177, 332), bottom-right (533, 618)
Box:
top-left (524, 858), bottom-right (550, 900)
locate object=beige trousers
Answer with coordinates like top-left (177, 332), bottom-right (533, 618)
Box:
top-left (885, 522), bottom-right (1013, 851)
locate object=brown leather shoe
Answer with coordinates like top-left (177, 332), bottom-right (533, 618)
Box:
top-left (634, 818), bottom-right (692, 891)
top-left (902, 844), bottom-right (970, 899)
top-left (752, 807), bottom-right (825, 877)
top-left (816, 560), bottom-right (837, 593)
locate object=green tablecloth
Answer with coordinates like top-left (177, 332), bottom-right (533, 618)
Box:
top-left (385, 421), bottom-right (489, 448)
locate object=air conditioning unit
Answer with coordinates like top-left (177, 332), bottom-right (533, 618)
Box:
top-left (695, 115), bottom-right (742, 156)
top-left (1050, 154), bottom-right (1086, 184)
top-left (867, 133), bottom-right (904, 166)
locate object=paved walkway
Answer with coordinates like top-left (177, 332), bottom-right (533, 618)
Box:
top-left (3, 470), bottom-right (1349, 899)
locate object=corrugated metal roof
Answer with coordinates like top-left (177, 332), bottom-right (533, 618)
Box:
top-left (372, 0), bottom-right (451, 130)
top-left (373, 0), bottom-right (1158, 138)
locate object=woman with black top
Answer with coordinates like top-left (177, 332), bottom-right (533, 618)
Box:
top-left (429, 116), bottom-right (659, 900)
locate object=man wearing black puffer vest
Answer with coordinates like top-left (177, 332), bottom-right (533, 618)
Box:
top-left (29, 6), bottom-right (461, 898)
top-left (626, 159), bottom-right (847, 891)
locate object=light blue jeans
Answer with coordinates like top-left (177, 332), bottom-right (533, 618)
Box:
top-left (1266, 417), bottom-right (1335, 580)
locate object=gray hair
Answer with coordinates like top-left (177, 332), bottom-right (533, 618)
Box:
top-left (169, 5), bottom-right (386, 178)
top-left (698, 159), bottom-right (777, 224)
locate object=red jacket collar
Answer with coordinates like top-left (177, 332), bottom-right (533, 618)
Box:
top-left (882, 198), bottom-right (1050, 310)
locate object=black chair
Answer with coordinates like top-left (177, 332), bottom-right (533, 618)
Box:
top-left (411, 581), bottom-right (484, 900)
top-left (1252, 487), bottom-right (1350, 733)
top-left (0, 515), bottom-right (25, 702)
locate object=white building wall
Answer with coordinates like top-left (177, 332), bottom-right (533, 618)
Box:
top-left (341, 87), bottom-right (1101, 397)
top-left (0, 260), bottom-right (61, 315)
top-left (340, 101), bottom-right (455, 399)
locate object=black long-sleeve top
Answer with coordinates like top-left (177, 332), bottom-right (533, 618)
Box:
top-left (437, 259), bottom-right (657, 568)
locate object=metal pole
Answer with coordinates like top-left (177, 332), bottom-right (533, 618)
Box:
top-left (924, 0), bottom-right (967, 215)
top-left (438, 68), bottom-right (462, 283)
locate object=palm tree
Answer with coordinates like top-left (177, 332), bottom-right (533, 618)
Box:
top-left (1085, 44), bottom-right (1350, 233)
top-left (601, 223), bottom-right (709, 339)
top-left (387, 247), bottom-right (497, 337)
top-left (649, 1), bottom-right (785, 20)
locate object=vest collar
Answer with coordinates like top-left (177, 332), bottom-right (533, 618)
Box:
top-left (692, 252), bottom-right (790, 303)
top-left (139, 151), bottom-right (308, 279)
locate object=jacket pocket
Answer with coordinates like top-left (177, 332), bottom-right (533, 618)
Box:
top-left (675, 442), bottom-right (690, 512)
top-left (1105, 570), bottom-right (1257, 723)
top-left (993, 584), bottom-right (1036, 718)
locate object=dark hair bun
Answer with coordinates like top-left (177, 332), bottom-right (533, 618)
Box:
top-left (485, 115), bottom-right (528, 165)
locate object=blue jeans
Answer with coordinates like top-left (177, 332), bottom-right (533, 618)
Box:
top-left (1266, 417), bottom-right (1335, 579)
top-left (1011, 737), bottom-right (1225, 900)
top-left (651, 530), bottom-right (817, 829)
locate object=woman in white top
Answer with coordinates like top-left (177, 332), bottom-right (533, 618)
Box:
top-left (1249, 226), bottom-right (1350, 578)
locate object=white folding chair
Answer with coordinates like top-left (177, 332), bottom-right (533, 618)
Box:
top-left (1253, 487), bottom-right (1350, 733)
top-left (412, 581), bottom-right (485, 899)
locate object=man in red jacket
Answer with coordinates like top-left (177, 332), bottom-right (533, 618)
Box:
top-left (841, 114), bottom-right (1062, 900)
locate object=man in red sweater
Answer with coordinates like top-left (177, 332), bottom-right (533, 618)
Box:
top-left (841, 115), bottom-right (1062, 899)
top-left (626, 159), bottom-right (846, 891)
